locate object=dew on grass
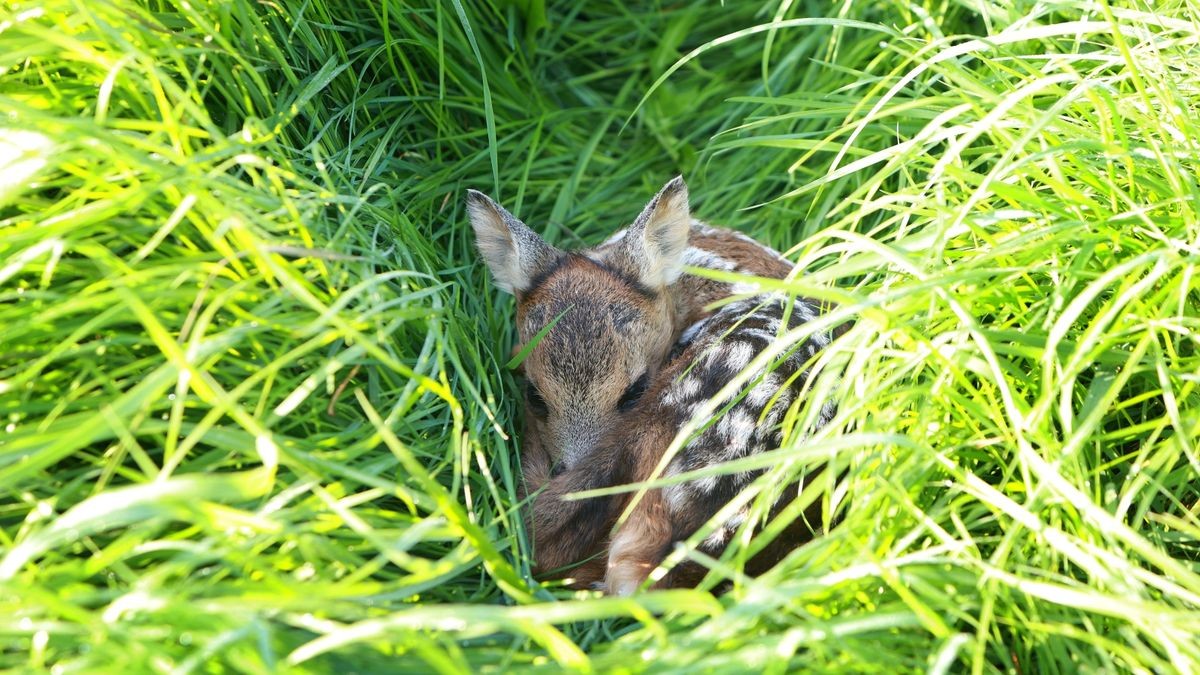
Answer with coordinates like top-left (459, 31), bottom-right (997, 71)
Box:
top-left (295, 562), bottom-right (315, 580)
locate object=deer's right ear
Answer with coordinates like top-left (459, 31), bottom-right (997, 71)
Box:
top-left (621, 175), bottom-right (691, 288)
top-left (467, 190), bottom-right (559, 294)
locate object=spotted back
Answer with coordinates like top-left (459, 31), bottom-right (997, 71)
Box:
top-left (656, 293), bottom-right (835, 538)
top-left (601, 292), bottom-right (837, 594)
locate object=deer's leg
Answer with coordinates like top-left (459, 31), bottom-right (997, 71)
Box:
top-left (514, 412), bottom-right (619, 579)
top-left (526, 452), bottom-right (629, 577)
top-left (518, 418), bottom-right (553, 499)
top-left (604, 487), bottom-right (674, 596)
top-left (605, 474), bottom-right (755, 594)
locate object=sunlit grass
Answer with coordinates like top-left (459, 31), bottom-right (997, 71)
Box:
top-left (1, 0), bottom-right (1197, 671)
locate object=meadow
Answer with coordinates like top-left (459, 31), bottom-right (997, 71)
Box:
top-left (1, 0), bottom-right (1198, 671)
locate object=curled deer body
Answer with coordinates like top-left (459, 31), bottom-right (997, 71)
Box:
top-left (469, 177), bottom-right (833, 591)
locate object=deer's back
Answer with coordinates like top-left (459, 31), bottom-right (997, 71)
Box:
top-left (631, 292), bottom-right (835, 539)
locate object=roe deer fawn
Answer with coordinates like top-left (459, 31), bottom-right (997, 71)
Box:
top-left (523, 290), bottom-right (838, 594)
top-left (468, 177), bottom-right (797, 579)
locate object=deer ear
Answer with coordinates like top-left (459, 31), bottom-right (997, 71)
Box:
top-left (467, 190), bottom-right (560, 294)
top-left (620, 176), bottom-right (690, 288)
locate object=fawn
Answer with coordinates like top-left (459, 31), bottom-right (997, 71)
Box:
top-left (514, 290), bottom-right (837, 594)
top-left (468, 177), bottom-right (817, 583)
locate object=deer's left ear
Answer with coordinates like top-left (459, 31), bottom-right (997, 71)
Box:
top-left (619, 176), bottom-right (690, 288)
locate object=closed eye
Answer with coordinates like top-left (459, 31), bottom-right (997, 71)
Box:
top-left (526, 382), bottom-right (548, 417)
top-left (617, 372), bottom-right (649, 412)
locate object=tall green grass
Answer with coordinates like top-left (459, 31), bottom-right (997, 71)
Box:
top-left (1, 0), bottom-right (1197, 671)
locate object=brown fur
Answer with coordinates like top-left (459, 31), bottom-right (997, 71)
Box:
top-left (533, 291), bottom-right (832, 595)
top-left (599, 294), bottom-right (833, 594)
top-left (675, 229), bottom-right (794, 325)
top-left (520, 361), bottom-right (677, 584)
top-left (515, 256), bottom-right (676, 472)
top-left (516, 416), bottom-right (610, 586)
top-left (513, 232), bottom-right (789, 582)
top-left (470, 178), bottom-right (810, 586)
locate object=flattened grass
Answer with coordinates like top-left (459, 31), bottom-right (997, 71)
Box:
top-left (1, 0), bottom-right (1198, 671)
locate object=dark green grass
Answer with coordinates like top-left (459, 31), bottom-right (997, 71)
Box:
top-left (1, 0), bottom-right (1198, 671)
